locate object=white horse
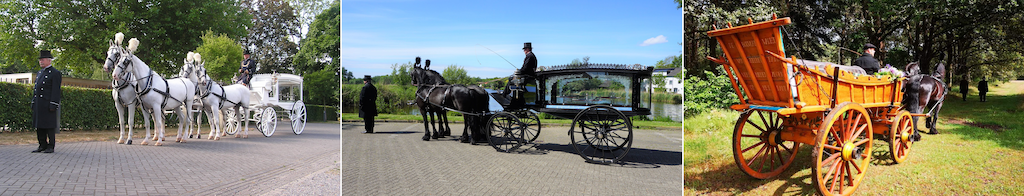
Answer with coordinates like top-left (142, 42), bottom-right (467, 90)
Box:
top-left (103, 33), bottom-right (154, 145)
top-left (110, 36), bottom-right (196, 146)
top-left (177, 52), bottom-right (207, 139)
top-left (193, 53), bottom-right (252, 139)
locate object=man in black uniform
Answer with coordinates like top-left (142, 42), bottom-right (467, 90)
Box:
top-left (503, 42), bottom-right (538, 98)
top-left (32, 50), bottom-right (62, 153)
top-left (960, 78), bottom-right (969, 101)
top-left (853, 43), bottom-right (880, 74)
top-left (978, 77), bottom-right (989, 102)
top-left (238, 49), bottom-right (256, 88)
top-left (359, 75), bottom-right (378, 133)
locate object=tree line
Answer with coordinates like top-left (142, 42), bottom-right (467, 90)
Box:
top-left (685, 0), bottom-right (1024, 82)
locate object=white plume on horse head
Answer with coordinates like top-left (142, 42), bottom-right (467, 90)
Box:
top-left (114, 32), bottom-right (124, 45)
top-left (186, 52), bottom-right (195, 63)
top-left (127, 38), bottom-right (140, 53)
top-left (193, 53), bottom-right (202, 64)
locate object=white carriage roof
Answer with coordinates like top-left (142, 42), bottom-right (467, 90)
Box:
top-left (250, 73), bottom-right (303, 87)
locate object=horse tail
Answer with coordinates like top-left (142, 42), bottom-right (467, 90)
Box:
top-left (933, 63), bottom-right (946, 80)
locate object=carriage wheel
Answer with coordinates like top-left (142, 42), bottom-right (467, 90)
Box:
top-left (513, 109), bottom-right (541, 143)
top-left (224, 109), bottom-right (239, 135)
top-left (889, 110), bottom-right (913, 163)
top-left (260, 107), bottom-right (277, 137)
top-left (812, 102), bottom-right (872, 196)
top-left (291, 101), bottom-right (307, 135)
top-left (569, 105), bottom-right (632, 164)
top-left (486, 112), bottom-right (524, 152)
top-left (732, 110), bottom-right (800, 179)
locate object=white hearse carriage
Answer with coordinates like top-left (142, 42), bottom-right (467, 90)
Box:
top-left (223, 73), bottom-right (307, 137)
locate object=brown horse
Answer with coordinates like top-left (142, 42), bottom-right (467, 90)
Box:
top-left (903, 62), bottom-right (947, 136)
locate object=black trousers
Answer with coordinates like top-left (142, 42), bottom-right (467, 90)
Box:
top-left (363, 116), bottom-right (374, 132)
top-left (36, 128), bottom-right (55, 149)
top-left (980, 92), bottom-right (987, 102)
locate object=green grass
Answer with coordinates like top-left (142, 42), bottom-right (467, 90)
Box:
top-left (685, 81), bottom-right (1024, 195)
top-left (341, 113), bottom-right (681, 130)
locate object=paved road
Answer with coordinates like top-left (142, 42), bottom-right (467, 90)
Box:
top-left (0, 122), bottom-right (340, 195)
top-left (343, 122), bottom-right (682, 195)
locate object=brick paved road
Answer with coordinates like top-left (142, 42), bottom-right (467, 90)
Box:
top-left (343, 122), bottom-right (682, 195)
top-left (0, 122), bottom-right (340, 195)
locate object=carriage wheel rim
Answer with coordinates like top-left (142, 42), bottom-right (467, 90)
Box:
top-left (487, 112), bottom-right (522, 152)
top-left (731, 110), bottom-right (799, 179)
top-left (813, 103), bottom-right (871, 196)
top-left (569, 105), bottom-right (632, 164)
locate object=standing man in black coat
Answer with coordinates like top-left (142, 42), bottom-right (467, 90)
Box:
top-left (238, 49), bottom-right (257, 88)
top-left (960, 78), bottom-right (969, 101)
top-left (32, 50), bottom-right (62, 153)
top-left (978, 77), bottom-right (989, 102)
top-left (359, 75), bottom-right (378, 133)
top-left (853, 43), bottom-right (881, 74)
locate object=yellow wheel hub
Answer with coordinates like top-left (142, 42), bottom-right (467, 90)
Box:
top-left (900, 130), bottom-right (909, 143)
top-left (841, 142), bottom-right (855, 161)
top-left (768, 131), bottom-right (779, 146)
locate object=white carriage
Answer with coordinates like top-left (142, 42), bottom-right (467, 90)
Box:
top-left (222, 73), bottom-right (307, 137)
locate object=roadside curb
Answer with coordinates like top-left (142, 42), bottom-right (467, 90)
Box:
top-left (341, 120), bottom-right (680, 131)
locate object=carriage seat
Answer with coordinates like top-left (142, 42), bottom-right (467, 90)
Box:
top-left (791, 59), bottom-right (867, 75)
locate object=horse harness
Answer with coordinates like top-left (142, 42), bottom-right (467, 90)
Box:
top-left (200, 78), bottom-right (244, 108)
top-left (415, 84), bottom-right (488, 116)
top-left (118, 55), bottom-right (189, 110)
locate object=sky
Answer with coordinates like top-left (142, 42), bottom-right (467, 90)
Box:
top-left (342, 0), bottom-right (683, 78)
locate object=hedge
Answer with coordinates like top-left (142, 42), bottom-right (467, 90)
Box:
top-left (2, 82), bottom-right (338, 133)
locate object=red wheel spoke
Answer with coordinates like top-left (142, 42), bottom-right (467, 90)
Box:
top-left (851, 122), bottom-right (867, 142)
top-left (822, 154), bottom-right (841, 181)
top-left (746, 119), bottom-right (767, 133)
top-left (742, 141), bottom-right (766, 153)
top-left (774, 146), bottom-right (785, 168)
top-left (845, 161), bottom-right (855, 186)
top-left (821, 153), bottom-right (840, 168)
top-left (780, 143), bottom-right (794, 153)
top-left (850, 157), bottom-right (863, 173)
top-left (823, 144), bottom-right (842, 151)
top-left (757, 111), bottom-right (769, 129)
top-left (740, 134), bottom-right (762, 138)
top-left (747, 143), bottom-right (769, 168)
top-left (854, 138), bottom-right (870, 147)
top-left (828, 160), bottom-right (843, 193)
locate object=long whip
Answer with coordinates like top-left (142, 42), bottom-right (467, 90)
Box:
top-left (478, 44), bottom-right (518, 69)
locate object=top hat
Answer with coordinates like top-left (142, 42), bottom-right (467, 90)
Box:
top-left (243, 49), bottom-right (251, 55)
top-left (363, 75), bottom-right (372, 81)
top-left (38, 50), bottom-right (53, 59)
top-left (863, 43), bottom-right (877, 50)
top-left (523, 42), bottom-right (532, 50)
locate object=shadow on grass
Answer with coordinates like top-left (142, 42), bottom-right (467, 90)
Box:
top-left (932, 92), bottom-right (1024, 151)
top-left (685, 145), bottom-right (818, 195)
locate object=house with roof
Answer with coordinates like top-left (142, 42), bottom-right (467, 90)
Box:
top-left (651, 67), bottom-right (682, 94)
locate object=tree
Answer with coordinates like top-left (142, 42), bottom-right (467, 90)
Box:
top-left (22, 0), bottom-right (250, 78)
top-left (195, 30), bottom-right (245, 84)
top-left (341, 67), bottom-right (354, 81)
top-left (390, 62), bottom-right (412, 86)
top-left (284, 0), bottom-right (336, 38)
top-left (0, 0), bottom-right (40, 74)
top-left (442, 65), bottom-right (471, 85)
top-left (303, 68), bottom-right (338, 107)
top-left (293, 1), bottom-right (339, 75)
top-left (241, 0), bottom-right (302, 74)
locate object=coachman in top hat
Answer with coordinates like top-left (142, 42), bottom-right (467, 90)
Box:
top-left (32, 50), bottom-right (62, 153)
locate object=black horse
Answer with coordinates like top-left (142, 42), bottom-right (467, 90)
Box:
top-left (903, 62), bottom-right (947, 136)
top-left (415, 84), bottom-right (489, 143)
top-left (411, 58), bottom-right (453, 140)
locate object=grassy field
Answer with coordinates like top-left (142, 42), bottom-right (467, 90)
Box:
top-left (684, 81), bottom-right (1024, 195)
top-left (340, 113), bottom-right (682, 130)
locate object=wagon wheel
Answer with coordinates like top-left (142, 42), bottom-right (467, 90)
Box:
top-left (812, 102), bottom-right (872, 196)
top-left (486, 112), bottom-right (524, 152)
top-left (260, 107), bottom-right (277, 137)
top-left (512, 109), bottom-right (541, 143)
top-left (224, 109), bottom-right (239, 135)
top-left (569, 105), bottom-right (632, 164)
top-left (290, 101), bottom-right (307, 135)
top-left (732, 110), bottom-right (800, 179)
top-left (889, 110), bottom-right (914, 163)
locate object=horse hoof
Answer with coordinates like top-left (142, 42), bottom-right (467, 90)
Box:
top-left (235, 135), bottom-right (240, 138)
top-left (214, 137), bottom-right (221, 141)
top-left (180, 139), bottom-right (186, 143)
top-left (925, 131), bottom-right (938, 135)
top-left (126, 140), bottom-right (132, 145)
top-left (189, 135), bottom-right (194, 139)
top-left (117, 139), bottom-right (125, 144)
top-left (243, 135), bottom-right (248, 139)
top-left (176, 138), bottom-right (182, 142)
top-left (155, 141), bottom-right (163, 146)
top-left (422, 136), bottom-right (431, 141)
top-left (141, 141), bottom-right (149, 145)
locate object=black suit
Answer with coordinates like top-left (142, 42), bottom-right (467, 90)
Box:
top-left (359, 82), bottom-right (377, 132)
top-left (521, 51), bottom-right (537, 76)
top-left (239, 58), bottom-right (256, 85)
top-left (32, 65), bottom-right (61, 151)
top-left (852, 53), bottom-right (880, 74)
top-left (978, 80), bottom-right (988, 102)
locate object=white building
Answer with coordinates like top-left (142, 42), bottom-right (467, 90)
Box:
top-left (0, 72), bottom-right (112, 89)
top-left (652, 68), bottom-right (682, 94)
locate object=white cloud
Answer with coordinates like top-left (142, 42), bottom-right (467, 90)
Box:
top-left (640, 35), bottom-right (668, 46)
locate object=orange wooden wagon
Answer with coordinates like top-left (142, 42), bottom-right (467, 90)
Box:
top-left (705, 15), bottom-right (917, 196)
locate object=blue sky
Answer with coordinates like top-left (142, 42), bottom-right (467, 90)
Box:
top-left (342, 0), bottom-right (682, 78)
